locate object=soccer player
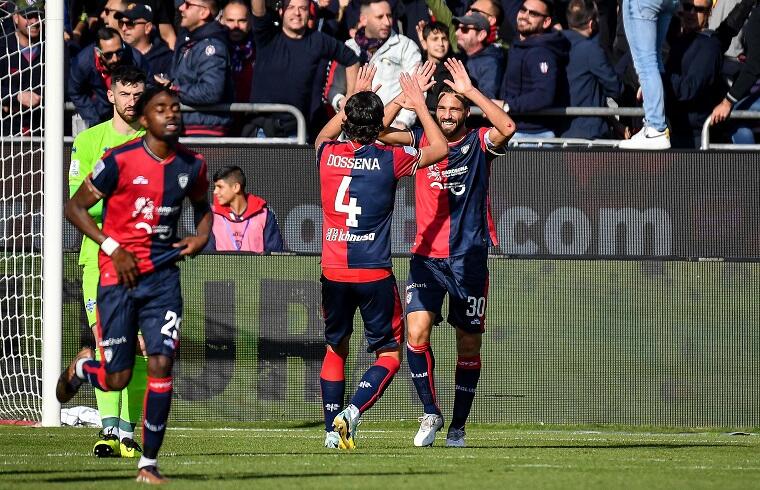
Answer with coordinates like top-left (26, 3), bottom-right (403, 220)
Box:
top-left (68, 64), bottom-right (148, 459)
top-left (379, 58), bottom-right (516, 447)
top-left (57, 86), bottom-right (212, 483)
top-left (316, 65), bottom-right (448, 450)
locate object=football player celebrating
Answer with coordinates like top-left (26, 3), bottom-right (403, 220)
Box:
top-left (379, 58), bottom-right (516, 447)
top-left (316, 65), bottom-right (448, 450)
top-left (57, 86), bottom-right (212, 483)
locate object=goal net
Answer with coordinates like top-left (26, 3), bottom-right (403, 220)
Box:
top-left (0, 2), bottom-right (48, 423)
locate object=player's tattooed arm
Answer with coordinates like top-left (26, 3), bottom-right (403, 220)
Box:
top-left (65, 183), bottom-right (140, 288)
top-left (174, 198), bottom-right (212, 257)
top-left (397, 73), bottom-right (447, 168)
top-left (443, 58), bottom-right (516, 147)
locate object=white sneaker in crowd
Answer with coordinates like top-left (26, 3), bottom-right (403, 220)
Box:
top-left (618, 126), bottom-right (671, 150)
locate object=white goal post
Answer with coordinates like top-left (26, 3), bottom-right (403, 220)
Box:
top-left (0, 1), bottom-right (63, 425)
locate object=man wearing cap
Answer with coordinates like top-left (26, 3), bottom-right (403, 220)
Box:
top-left (69, 26), bottom-right (150, 127)
top-left (116, 2), bottom-right (173, 76)
top-left (453, 12), bottom-right (504, 99)
top-left (0, 0), bottom-right (44, 135)
top-left (155, 0), bottom-right (233, 136)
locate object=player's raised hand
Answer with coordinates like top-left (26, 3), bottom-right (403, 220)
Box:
top-left (398, 72), bottom-right (426, 111)
top-left (173, 235), bottom-right (209, 257)
top-left (111, 247), bottom-right (140, 289)
top-left (443, 58), bottom-right (474, 95)
top-left (353, 64), bottom-right (381, 95)
top-left (413, 60), bottom-right (437, 93)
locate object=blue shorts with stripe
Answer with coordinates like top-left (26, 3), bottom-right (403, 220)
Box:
top-left (321, 274), bottom-right (405, 353)
top-left (96, 266), bottom-right (182, 373)
top-left (404, 249), bottom-right (489, 333)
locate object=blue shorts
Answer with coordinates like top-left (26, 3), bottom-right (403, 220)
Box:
top-left (405, 250), bottom-right (489, 333)
top-left (96, 266), bottom-right (182, 373)
top-left (321, 275), bottom-right (405, 353)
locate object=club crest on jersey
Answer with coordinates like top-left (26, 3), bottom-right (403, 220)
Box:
top-left (406, 292), bottom-right (412, 304)
top-left (178, 173), bottom-right (189, 189)
top-left (460, 144), bottom-right (470, 154)
top-left (540, 62), bottom-right (549, 74)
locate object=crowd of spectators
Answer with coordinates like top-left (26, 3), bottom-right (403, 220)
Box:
top-left (1, 0), bottom-right (759, 146)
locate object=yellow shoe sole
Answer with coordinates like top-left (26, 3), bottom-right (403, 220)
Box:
top-left (332, 417), bottom-right (356, 450)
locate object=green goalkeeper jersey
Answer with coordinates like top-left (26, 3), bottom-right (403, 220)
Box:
top-left (68, 119), bottom-right (146, 266)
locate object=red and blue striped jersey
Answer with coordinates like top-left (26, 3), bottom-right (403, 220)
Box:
top-left (318, 140), bottom-right (420, 272)
top-left (410, 126), bottom-right (501, 258)
top-left (87, 138), bottom-right (209, 286)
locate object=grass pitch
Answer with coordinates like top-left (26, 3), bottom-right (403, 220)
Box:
top-left (1, 423), bottom-right (758, 489)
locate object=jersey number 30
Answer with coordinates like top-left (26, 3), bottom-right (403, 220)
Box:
top-left (335, 176), bottom-right (362, 227)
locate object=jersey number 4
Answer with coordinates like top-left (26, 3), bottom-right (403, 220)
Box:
top-left (335, 176), bottom-right (362, 227)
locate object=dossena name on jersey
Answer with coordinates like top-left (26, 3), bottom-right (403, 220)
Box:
top-left (326, 154), bottom-right (381, 170)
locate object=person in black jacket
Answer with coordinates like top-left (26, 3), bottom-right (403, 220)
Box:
top-left (1, 0), bottom-right (44, 135)
top-left (156, 0), bottom-right (233, 136)
top-left (711, 4), bottom-right (760, 144)
top-left (562, 0), bottom-right (622, 139)
top-left (453, 12), bottom-right (504, 98)
top-left (116, 3), bottom-right (173, 77)
top-left (69, 27), bottom-right (150, 128)
top-left (496, 0), bottom-right (570, 141)
top-left (665, 0), bottom-right (726, 148)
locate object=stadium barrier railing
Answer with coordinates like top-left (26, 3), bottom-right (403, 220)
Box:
top-left (63, 102), bottom-right (308, 145)
top-left (700, 110), bottom-right (760, 150)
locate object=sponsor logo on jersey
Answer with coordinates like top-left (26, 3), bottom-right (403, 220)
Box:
top-left (178, 173), bottom-right (189, 189)
top-left (135, 222), bottom-right (173, 239)
top-left (156, 206), bottom-right (180, 216)
top-left (132, 175), bottom-right (149, 185)
top-left (411, 372), bottom-right (428, 379)
top-left (405, 282), bottom-right (427, 290)
top-left (431, 181), bottom-right (466, 196)
top-left (470, 318), bottom-right (481, 325)
top-left (326, 154), bottom-right (381, 170)
top-left (100, 336), bottom-right (128, 347)
top-left (92, 159), bottom-right (106, 179)
top-left (132, 197), bottom-right (155, 220)
top-left (325, 403), bottom-right (340, 411)
top-left (358, 381), bottom-right (372, 389)
top-left (442, 165), bottom-right (468, 178)
top-left (426, 164), bottom-right (443, 182)
top-left (69, 160), bottom-right (80, 177)
top-left (324, 228), bottom-right (376, 242)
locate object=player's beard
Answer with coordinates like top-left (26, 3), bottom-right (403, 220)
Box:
top-left (438, 116), bottom-right (464, 138)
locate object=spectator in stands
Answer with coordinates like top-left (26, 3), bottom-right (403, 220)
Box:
top-left (116, 3), bottom-right (173, 77)
top-left (206, 166), bottom-right (284, 253)
top-left (711, 4), bottom-right (760, 144)
top-left (156, 0), bottom-right (233, 136)
top-left (415, 20), bottom-right (453, 110)
top-left (423, 0), bottom-right (506, 53)
top-left (618, 0), bottom-right (678, 149)
top-left (248, 0), bottom-right (359, 139)
top-left (497, 0), bottom-right (570, 142)
top-left (664, 0), bottom-right (726, 148)
top-left (69, 27), bottom-right (150, 128)
top-left (338, 0), bottom-right (430, 46)
top-left (561, 0), bottom-right (622, 139)
top-left (453, 12), bottom-right (504, 98)
top-left (100, 0), bottom-right (126, 29)
top-left (136, 0), bottom-right (179, 50)
top-left (708, 0), bottom-right (744, 79)
top-left (1, 0), bottom-right (44, 136)
top-left (334, 0), bottom-right (421, 129)
top-left (220, 0), bottom-right (255, 103)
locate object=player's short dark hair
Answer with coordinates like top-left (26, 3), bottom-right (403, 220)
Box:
top-left (135, 85), bottom-right (178, 117)
top-left (566, 0), bottom-right (597, 29)
top-left (111, 65), bottom-right (146, 87)
top-left (437, 84), bottom-right (470, 109)
top-left (213, 166), bottom-right (247, 191)
top-left (342, 91), bottom-right (385, 145)
top-left (423, 21), bottom-right (449, 39)
top-left (96, 26), bottom-right (122, 44)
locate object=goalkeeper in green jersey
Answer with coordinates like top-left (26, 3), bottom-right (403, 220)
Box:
top-left (67, 65), bottom-right (148, 458)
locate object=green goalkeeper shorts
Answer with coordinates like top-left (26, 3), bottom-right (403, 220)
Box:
top-left (82, 262), bottom-right (100, 328)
